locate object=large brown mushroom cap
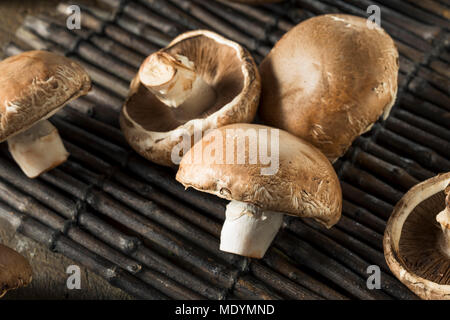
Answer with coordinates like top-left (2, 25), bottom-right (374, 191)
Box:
top-left (120, 30), bottom-right (261, 167)
top-left (384, 172), bottom-right (450, 300)
top-left (176, 123), bottom-right (342, 228)
top-left (0, 50), bottom-right (91, 142)
top-left (0, 244), bottom-right (32, 298)
top-left (259, 14), bottom-right (399, 161)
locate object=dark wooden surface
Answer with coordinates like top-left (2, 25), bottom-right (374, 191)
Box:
top-left (0, 0), bottom-right (131, 300)
top-left (0, 0), bottom-right (448, 300)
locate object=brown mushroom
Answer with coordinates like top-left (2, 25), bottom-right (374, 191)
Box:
top-left (259, 14), bottom-right (399, 162)
top-left (120, 30), bottom-right (261, 167)
top-left (176, 123), bottom-right (342, 258)
top-left (384, 172), bottom-right (450, 300)
top-left (0, 244), bottom-right (32, 298)
top-left (0, 50), bottom-right (91, 178)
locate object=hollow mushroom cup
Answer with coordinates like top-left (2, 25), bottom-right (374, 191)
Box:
top-left (120, 30), bottom-right (261, 167)
top-left (176, 123), bottom-right (342, 258)
top-left (0, 50), bottom-right (91, 178)
top-left (259, 14), bottom-right (399, 162)
top-left (384, 172), bottom-right (450, 300)
top-left (0, 244), bottom-right (32, 298)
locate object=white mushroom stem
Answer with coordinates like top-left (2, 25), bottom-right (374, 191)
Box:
top-left (139, 52), bottom-right (216, 121)
top-left (436, 186), bottom-right (450, 256)
top-left (220, 200), bottom-right (284, 259)
top-left (7, 120), bottom-right (69, 179)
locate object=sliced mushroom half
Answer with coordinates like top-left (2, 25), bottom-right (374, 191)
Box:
top-left (120, 30), bottom-right (261, 167)
top-left (384, 172), bottom-right (450, 300)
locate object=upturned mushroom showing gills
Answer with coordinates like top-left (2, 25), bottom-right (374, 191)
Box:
top-left (176, 124), bottom-right (342, 258)
top-left (0, 244), bottom-right (32, 298)
top-left (384, 172), bottom-right (450, 300)
top-left (120, 30), bottom-right (261, 167)
top-left (259, 14), bottom-right (399, 162)
top-left (0, 50), bottom-right (91, 178)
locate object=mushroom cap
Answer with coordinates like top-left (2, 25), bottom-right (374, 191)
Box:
top-left (0, 50), bottom-right (91, 143)
top-left (384, 172), bottom-right (450, 300)
top-left (176, 123), bottom-right (342, 228)
top-left (120, 30), bottom-right (261, 167)
top-left (259, 14), bottom-right (399, 161)
top-left (0, 244), bottom-right (32, 298)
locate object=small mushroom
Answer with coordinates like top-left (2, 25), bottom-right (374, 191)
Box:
top-left (176, 123), bottom-right (342, 258)
top-left (259, 14), bottom-right (399, 162)
top-left (120, 30), bottom-right (260, 167)
top-left (0, 50), bottom-right (91, 178)
top-left (384, 172), bottom-right (450, 300)
top-left (0, 244), bottom-right (32, 298)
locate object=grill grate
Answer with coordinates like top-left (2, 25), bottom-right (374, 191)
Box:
top-left (0, 0), bottom-right (448, 300)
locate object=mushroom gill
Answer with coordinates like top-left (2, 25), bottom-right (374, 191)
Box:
top-left (398, 190), bottom-right (450, 285)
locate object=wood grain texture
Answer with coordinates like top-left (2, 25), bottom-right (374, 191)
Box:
top-left (0, 223), bottom-right (132, 300)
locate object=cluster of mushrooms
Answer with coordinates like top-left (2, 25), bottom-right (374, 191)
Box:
top-left (1, 11), bottom-right (447, 300)
top-left (121, 14), bottom-right (399, 259)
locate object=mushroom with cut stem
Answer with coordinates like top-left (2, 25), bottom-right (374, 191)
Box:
top-left (0, 244), bottom-right (32, 298)
top-left (120, 30), bottom-right (261, 167)
top-left (384, 172), bottom-right (450, 300)
top-left (259, 14), bottom-right (399, 162)
top-left (0, 50), bottom-right (91, 178)
top-left (176, 123), bottom-right (342, 258)
top-left (139, 52), bottom-right (217, 122)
